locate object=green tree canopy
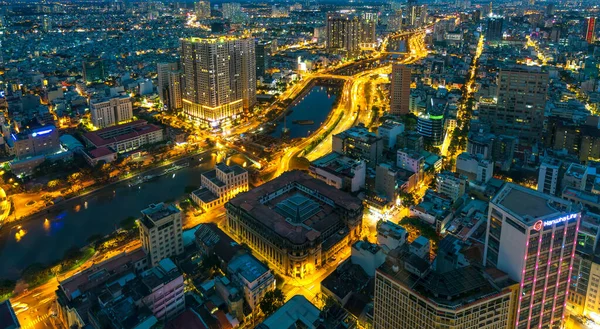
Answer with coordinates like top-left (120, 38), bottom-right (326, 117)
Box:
top-left (259, 288), bottom-right (285, 317)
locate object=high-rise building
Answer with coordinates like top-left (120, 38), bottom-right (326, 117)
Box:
top-left (42, 15), bottom-right (51, 32)
top-left (416, 108), bottom-right (444, 146)
top-left (385, 10), bottom-right (403, 32)
top-left (373, 241), bottom-right (519, 329)
top-left (406, 1), bottom-right (427, 28)
top-left (195, 0), bottom-right (211, 19)
top-left (390, 64), bottom-right (411, 116)
top-left (486, 15), bottom-right (504, 41)
top-left (180, 37), bottom-right (256, 126)
top-left (222, 2), bottom-right (244, 23)
top-left (585, 17), bottom-right (596, 43)
top-left (89, 95), bottom-right (133, 129)
top-left (483, 183), bottom-right (582, 329)
top-left (255, 41), bottom-right (271, 79)
top-left (157, 62), bottom-right (178, 107)
top-left (326, 12), bottom-right (374, 57)
top-left (537, 157), bottom-right (562, 196)
top-left (375, 162), bottom-right (401, 203)
top-left (139, 203), bottom-right (184, 267)
top-left (82, 59), bottom-right (106, 83)
top-left (168, 71), bottom-right (183, 110)
top-left (478, 66), bottom-right (549, 144)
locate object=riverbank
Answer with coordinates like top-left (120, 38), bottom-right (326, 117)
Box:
top-left (1, 148), bottom-right (214, 232)
top-left (0, 153), bottom-right (219, 280)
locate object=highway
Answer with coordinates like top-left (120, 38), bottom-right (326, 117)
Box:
top-left (302, 32), bottom-right (429, 164)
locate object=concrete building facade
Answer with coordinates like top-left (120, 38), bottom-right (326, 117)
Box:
top-left (139, 203), bottom-right (184, 267)
top-left (225, 171), bottom-right (363, 278)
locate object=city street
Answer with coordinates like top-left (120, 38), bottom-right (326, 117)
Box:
top-left (10, 239), bottom-right (141, 329)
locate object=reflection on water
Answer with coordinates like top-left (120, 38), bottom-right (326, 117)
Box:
top-left (0, 160), bottom-right (216, 279)
top-left (14, 228), bottom-right (26, 242)
top-left (43, 218), bottom-right (50, 232)
top-left (270, 86), bottom-right (339, 139)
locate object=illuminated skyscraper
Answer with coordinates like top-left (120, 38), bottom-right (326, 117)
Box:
top-left (222, 2), bottom-right (244, 23)
top-left (486, 15), bottom-right (504, 41)
top-left (484, 183), bottom-right (582, 329)
top-left (478, 66), bottom-right (549, 145)
top-left (326, 12), bottom-right (374, 57)
top-left (255, 41), bottom-right (271, 78)
top-left (195, 1), bottom-right (211, 19)
top-left (42, 15), bottom-right (51, 32)
top-left (180, 37), bottom-right (256, 126)
top-left (82, 59), bottom-right (106, 83)
top-left (406, 0), bottom-right (427, 28)
top-left (390, 64), bottom-right (411, 115)
top-left (585, 17), bottom-right (596, 43)
top-left (157, 62), bottom-right (178, 107)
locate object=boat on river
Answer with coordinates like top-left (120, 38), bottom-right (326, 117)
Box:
top-left (292, 120), bottom-right (315, 125)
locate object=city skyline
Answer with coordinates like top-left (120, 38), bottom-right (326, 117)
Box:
top-left (0, 1), bottom-right (599, 329)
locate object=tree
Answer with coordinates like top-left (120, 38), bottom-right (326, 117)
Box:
top-left (21, 263), bottom-right (52, 287)
top-left (68, 172), bottom-right (83, 193)
top-left (0, 280), bottom-right (15, 298)
top-left (259, 288), bottom-right (285, 317)
top-left (398, 191), bottom-right (416, 207)
top-left (120, 216), bottom-right (138, 231)
top-left (47, 179), bottom-right (61, 191)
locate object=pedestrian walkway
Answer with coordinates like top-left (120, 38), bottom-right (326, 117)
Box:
top-left (22, 313), bottom-right (50, 329)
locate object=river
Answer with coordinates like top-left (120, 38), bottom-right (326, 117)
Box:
top-left (270, 85), bottom-right (339, 139)
top-left (0, 155), bottom-right (219, 280)
top-left (0, 86), bottom-right (340, 280)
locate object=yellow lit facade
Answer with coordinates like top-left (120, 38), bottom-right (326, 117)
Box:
top-left (183, 99), bottom-right (244, 125)
top-left (180, 37), bottom-right (256, 125)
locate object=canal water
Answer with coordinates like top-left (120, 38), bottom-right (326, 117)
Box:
top-left (0, 86), bottom-right (339, 280)
top-left (270, 85), bottom-right (339, 139)
top-left (0, 156), bottom-right (218, 280)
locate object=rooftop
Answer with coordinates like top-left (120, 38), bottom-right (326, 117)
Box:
top-left (228, 171), bottom-right (362, 246)
top-left (83, 120), bottom-right (162, 147)
top-left (377, 220), bottom-right (407, 240)
top-left (334, 125), bottom-right (381, 144)
top-left (257, 295), bottom-right (320, 329)
top-left (227, 254), bottom-right (269, 283)
top-left (563, 187), bottom-right (600, 205)
top-left (87, 146), bottom-right (117, 159)
top-left (90, 94), bottom-right (130, 104)
top-left (140, 203), bottom-right (180, 228)
top-left (194, 223), bottom-right (242, 263)
top-left (541, 157), bottom-right (562, 167)
top-left (192, 187), bottom-right (219, 203)
top-left (59, 248), bottom-right (147, 301)
top-left (321, 261), bottom-right (370, 301)
top-left (140, 258), bottom-right (181, 291)
top-left (565, 163), bottom-right (586, 179)
top-left (492, 183), bottom-right (576, 226)
top-left (310, 152), bottom-right (363, 178)
top-left (378, 249), bottom-right (508, 310)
